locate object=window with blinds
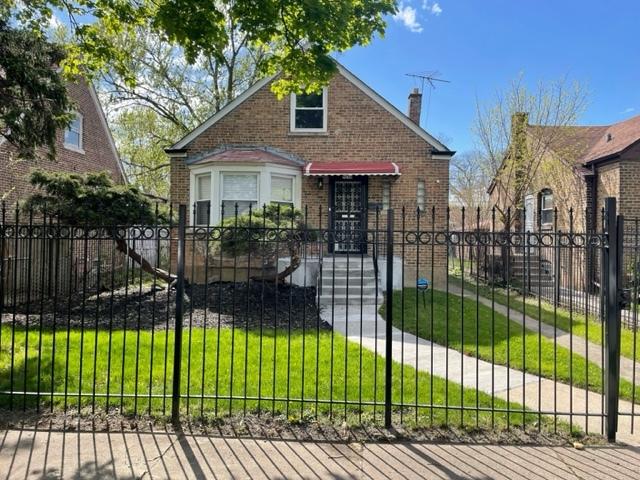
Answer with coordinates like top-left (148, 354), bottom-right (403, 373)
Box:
top-left (221, 173), bottom-right (259, 218)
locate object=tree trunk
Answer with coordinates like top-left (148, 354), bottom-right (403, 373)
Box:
top-left (250, 244), bottom-right (301, 283)
top-left (114, 237), bottom-right (175, 284)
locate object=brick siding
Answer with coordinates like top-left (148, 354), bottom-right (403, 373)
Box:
top-left (169, 72), bottom-right (450, 286)
top-left (0, 80), bottom-right (123, 210)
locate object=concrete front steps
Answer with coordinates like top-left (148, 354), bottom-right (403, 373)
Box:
top-left (318, 256), bottom-right (382, 306)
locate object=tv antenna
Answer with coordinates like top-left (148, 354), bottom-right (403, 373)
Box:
top-left (405, 71), bottom-right (450, 127)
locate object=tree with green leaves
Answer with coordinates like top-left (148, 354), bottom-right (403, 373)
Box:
top-left (24, 170), bottom-right (175, 283)
top-left (97, 20), bottom-right (266, 197)
top-left (3, 0), bottom-right (396, 190)
top-left (0, 19), bottom-right (73, 159)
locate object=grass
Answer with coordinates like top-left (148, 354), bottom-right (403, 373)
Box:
top-left (383, 288), bottom-right (640, 404)
top-left (449, 271), bottom-right (640, 362)
top-left (0, 325), bottom-right (543, 429)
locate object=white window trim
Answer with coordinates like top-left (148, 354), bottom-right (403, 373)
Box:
top-left (194, 173), bottom-right (212, 225)
top-left (220, 172), bottom-right (260, 218)
top-left (270, 173), bottom-right (295, 206)
top-left (64, 112), bottom-right (85, 154)
top-left (188, 163), bottom-right (302, 225)
top-left (290, 87), bottom-right (328, 133)
top-left (540, 190), bottom-right (554, 227)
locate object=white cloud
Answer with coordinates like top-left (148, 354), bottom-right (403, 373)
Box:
top-left (422, 0), bottom-right (443, 15)
top-left (622, 107), bottom-right (636, 114)
top-left (394, 3), bottom-right (423, 33)
top-left (48, 13), bottom-right (63, 30)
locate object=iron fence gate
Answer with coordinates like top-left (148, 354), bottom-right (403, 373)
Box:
top-left (0, 199), bottom-right (637, 441)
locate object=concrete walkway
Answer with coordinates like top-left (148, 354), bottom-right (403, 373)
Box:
top-left (449, 284), bottom-right (640, 386)
top-left (3, 428), bottom-right (640, 479)
top-left (321, 303), bottom-right (640, 440)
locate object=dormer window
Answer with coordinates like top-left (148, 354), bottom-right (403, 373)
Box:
top-left (290, 88), bottom-right (327, 132)
top-left (64, 112), bottom-right (84, 152)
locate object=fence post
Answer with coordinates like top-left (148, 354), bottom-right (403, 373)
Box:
top-left (384, 210), bottom-right (394, 428)
top-left (604, 197), bottom-right (622, 442)
top-left (171, 204), bottom-right (187, 425)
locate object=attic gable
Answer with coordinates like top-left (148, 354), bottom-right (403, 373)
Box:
top-left (168, 62), bottom-right (453, 155)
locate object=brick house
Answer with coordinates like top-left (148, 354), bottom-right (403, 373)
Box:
top-left (166, 62), bottom-right (454, 289)
top-left (490, 112), bottom-right (640, 233)
top-left (488, 112), bottom-right (640, 298)
top-left (1, 79), bottom-right (124, 302)
top-left (0, 79), bottom-right (124, 207)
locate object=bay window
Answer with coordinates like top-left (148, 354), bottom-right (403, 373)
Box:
top-left (221, 173), bottom-right (259, 218)
top-left (195, 173), bottom-right (211, 225)
top-left (271, 175), bottom-right (294, 208)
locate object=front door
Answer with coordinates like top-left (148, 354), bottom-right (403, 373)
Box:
top-left (331, 178), bottom-right (367, 253)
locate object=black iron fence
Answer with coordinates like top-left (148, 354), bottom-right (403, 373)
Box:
top-left (0, 200), bottom-right (637, 441)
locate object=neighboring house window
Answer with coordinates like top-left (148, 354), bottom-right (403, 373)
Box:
top-left (416, 180), bottom-right (426, 211)
top-left (382, 181), bottom-right (391, 210)
top-left (221, 173), bottom-right (259, 218)
top-left (290, 88), bottom-right (327, 132)
top-left (64, 113), bottom-right (83, 151)
top-left (271, 175), bottom-right (294, 208)
top-left (195, 173), bottom-right (211, 225)
top-left (540, 189), bottom-right (554, 226)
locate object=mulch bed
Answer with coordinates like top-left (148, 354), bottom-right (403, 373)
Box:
top-left (1, 281), bottom-right (328, 331)
top-left (0, 408), bottom-right (604, 446)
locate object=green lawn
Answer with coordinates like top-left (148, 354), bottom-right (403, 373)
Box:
top-left (383, 288), bottom-right (640, 404)
top-left (0, 325), bottom-right (541, 429)
top-left (449, 273), bottom-right (640, 362)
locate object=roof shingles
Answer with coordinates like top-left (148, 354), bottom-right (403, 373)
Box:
top-left (528, 114), bottom-right (640, 165)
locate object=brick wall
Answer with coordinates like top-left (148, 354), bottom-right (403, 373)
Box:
top-left (0, 80), bottom-right (123, 210)
top-left (169, 72), bottom-right (450, 286)
top-left (618, 142), bottom-right (640, 219)
top-left (595, 161), bottom-right (620, 227)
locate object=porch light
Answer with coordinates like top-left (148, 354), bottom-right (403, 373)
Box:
top-left (317, 177), bottom-right (324, 189)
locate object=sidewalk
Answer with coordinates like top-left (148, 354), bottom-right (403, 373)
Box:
top-left (448, 284), bottom-right (640, 386)
top-left (321, 303), bottom-right (640, 439)
top-left (2, 428), bottom-right (640, 479)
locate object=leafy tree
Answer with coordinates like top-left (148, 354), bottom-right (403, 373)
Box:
top-left (98, 21), bottom-right (266, 197)
top-left (4, 0), bottom-right (397, 96)
top-left (4, 0), bottom-right (395, 191)
top-left (0, 19), bottom-right (73, 159)
top-left (108, 109), bottom-right (180, 198)
top-left (24, 170), bottom-right (175, 283)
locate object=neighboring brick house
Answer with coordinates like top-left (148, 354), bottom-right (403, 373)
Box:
top-left (1, 79), bottom-right (124, 302)
top-left (166, 62), bottom-right (454, 287)
top-left (489, 112), bottom-right (640, 233)
top-left (488, 112), bottom-right (640, 297)
top-left (0, 79), bottom-right (124, 208)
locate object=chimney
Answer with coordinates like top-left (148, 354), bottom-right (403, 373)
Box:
top-left (408, 88), bottom-right (422, 125)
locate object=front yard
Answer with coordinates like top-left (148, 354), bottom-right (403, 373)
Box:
top-left (0, 324), bottom-right (540, 429)
top-left (449, 273), bottom-right (640, 361)
top-left (383, 288), bottom-right (640, 404)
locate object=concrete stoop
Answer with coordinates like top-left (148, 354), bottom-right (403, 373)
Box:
top-left (318, 256), bottom-right (382, 306)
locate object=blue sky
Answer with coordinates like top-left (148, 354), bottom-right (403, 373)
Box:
top-left (336, 0), bottom-right (640, 153)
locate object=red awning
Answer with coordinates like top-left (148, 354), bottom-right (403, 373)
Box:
top-left (304, 161), bottom-right (401, 176)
